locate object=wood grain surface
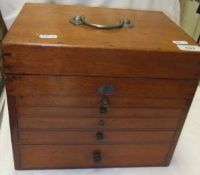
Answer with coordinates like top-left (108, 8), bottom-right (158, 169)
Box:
top-left (3, 3), bottom-right (200, 169)
top-left (18, 117), bottom-right (180, 130)
top-left (18, 130), bottom-right (175, 144)
top-left (17, 106), bottom-right (183, 118)
top-left (19, 144), bottom-right (171, 169)
top-left (5, 75), bottom-right (198, 98)
top-left (3, 46), bottom-right (200, 79)
top-left (15, 95), bottom-right (188, 108)
top-left (3, 3), bottom-right (199, 51)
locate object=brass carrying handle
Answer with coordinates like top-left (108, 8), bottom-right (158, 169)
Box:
top-left (69, 15), bottom-right (134, 29)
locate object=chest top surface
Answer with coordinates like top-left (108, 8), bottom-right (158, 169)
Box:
top-left (3, 3), bottom-right (199, 53)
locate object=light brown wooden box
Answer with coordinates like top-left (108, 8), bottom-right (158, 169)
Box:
top-left (3, 3), bottom-right (200, 169)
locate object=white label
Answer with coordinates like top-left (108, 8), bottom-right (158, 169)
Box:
top-left (177, 45), bottom-right (200, 52)
top-left (39, 34), bottom-right (58, 39)
top-left (173, 40), bottom-right (188, 45)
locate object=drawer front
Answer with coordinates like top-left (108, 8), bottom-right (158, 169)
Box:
top-left (19, 144), bottom-right (171, 168)
top-left (17, 106), bottom-right (183, 118)
top-left (18, 117), bottom-right (180, 130)
top-left (3, 46), bottom-right (200, 79)
top-left (18, 130), bottom-right (175, 144)
top-left (15, 95), bottom-right (188, 108)
top-left (6, 75), bottom-right (197, 98)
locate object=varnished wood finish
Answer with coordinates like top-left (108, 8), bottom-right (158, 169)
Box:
top-left (3, 4), bottom-right (200, 79)
top-left (20, 144), bottom-right (171, 169)
top-left (5, 75), bottom-right (197, 98)
top-left (3, 3), bottom-right (200, 169)
top-left (6, 96), bottom-right (21, 168)
top-left (15, 95), bottom-right (188, 108)
top-left (17, 106), bottom-right (183, 118)
top-left (3, 46), bottom-right (200, 79)
top-left (165, 98), bottom-right (194, 164)
top-left (2, 4), bottom-right (199, 51)
top-left (18, 117), bottom-right (180, 130)
top-left (18, 130), bottom-right (175, 144)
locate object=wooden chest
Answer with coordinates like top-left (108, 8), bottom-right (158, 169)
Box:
top-left (3, 3), bottom-right (200, 169)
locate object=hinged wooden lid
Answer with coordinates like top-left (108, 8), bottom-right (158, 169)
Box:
top-left (2, 3), bottom-right (200, 79)
top-left (3, 3), bottom-right (199, 52)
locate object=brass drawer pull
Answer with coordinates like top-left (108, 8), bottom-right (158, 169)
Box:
top-left (70, 15), bottom-right (133, 29)
top-left (98, 119), bottom-right (105, 126)
top-left (99, 96), bottom-right (109, 114)
top-left (101, 97), bottom-right (109, 107)
top-left (96, 132), bottom-right (104, 140)
top-left (99, 106), bottom-right (107, 114)
top-left (93, 151), bottom-right (102, 163)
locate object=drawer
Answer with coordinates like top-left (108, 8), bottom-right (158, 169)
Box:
top-left (6, 75), bottom-right (197, 98)
top-left (3, 45), bottom-right (200, 79)
top-left (18, 116), bottom-right (180, 129)
top-left (15, 95), bottom-right (188, 108)
top-left (19, 144), bottom-right (171, 168)
top-left (17, 106), bottom-right (183, 118)
top-left (18, 130), bottom-right (175, 144)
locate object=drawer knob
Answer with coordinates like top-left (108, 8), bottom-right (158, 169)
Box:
top-left (101, 97), bottom-right (109, 107)
top-left (93, 151), bottom-right (101, 163)
top-left (99, 96), bottom-right (109, 114)
top-left (96, 132), bottom-right (104, 140)
top-left (99, 106), bottom-right (107, 114)
top-left (98, 119), bottom-right (105, 126)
